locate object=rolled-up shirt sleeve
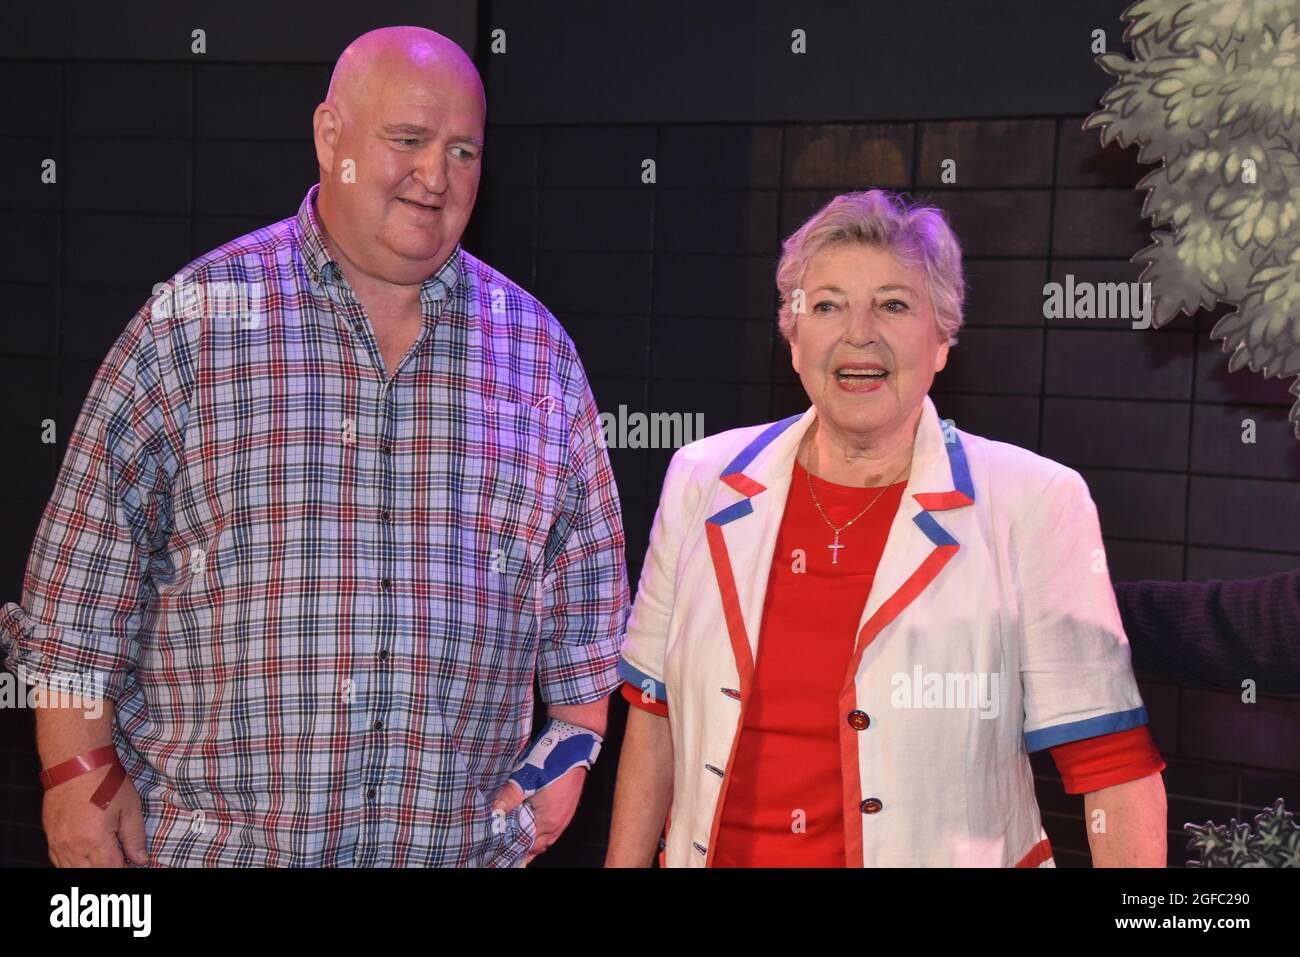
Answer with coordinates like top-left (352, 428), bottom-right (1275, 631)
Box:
top-left (536, 372), bottom-right (629, 706)
top-left (0, 300), bottom-right (186, 702)
top-left (1018, 466), bottom-right (1152, 752)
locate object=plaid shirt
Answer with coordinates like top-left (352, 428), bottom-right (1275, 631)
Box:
top-left (0, 184), bottom-right (628, 867)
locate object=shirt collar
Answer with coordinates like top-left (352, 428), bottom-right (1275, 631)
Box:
top-left (294, 182), bottom-right (463, 305)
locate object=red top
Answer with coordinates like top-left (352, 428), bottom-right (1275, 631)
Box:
top-left (623, 459), bottom-right (1166, 866)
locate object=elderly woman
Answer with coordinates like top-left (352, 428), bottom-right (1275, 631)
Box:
top-left (606, 191), bottom-right (1167, 868)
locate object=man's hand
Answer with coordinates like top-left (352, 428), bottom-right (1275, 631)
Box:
top-left (43, 769), bottom-right (148, 868)
top-left (489, 767), bottom-right (587, 865)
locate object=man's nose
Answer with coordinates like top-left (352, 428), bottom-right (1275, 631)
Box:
top-left (412, 146), bottom-right (449, 194)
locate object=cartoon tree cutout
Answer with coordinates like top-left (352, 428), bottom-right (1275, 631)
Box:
top-left (1084, 0), bottom-right (1300, 437)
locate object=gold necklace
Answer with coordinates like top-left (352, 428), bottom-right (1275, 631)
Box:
top-left (803, 460), bottom-right (908, 565)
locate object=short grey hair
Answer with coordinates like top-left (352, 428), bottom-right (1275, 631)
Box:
top-left (775, 190), bottom-right (966, 346)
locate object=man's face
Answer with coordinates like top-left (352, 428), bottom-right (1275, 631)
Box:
top-left (790, 243), bottom-right (949, 441)
top-left (316, 59), bottom-right (485, 281)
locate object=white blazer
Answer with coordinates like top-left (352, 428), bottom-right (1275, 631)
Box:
top-left (619, 395), bottom-right (1152, 867)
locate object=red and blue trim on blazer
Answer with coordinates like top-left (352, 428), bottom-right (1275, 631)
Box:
top-left (832, 418), bottom-right (974, 867)
top-left (700, 413), bottom-right (803, 865)
top-left (1023, 706), bottom-right (1151, 752)
top-left (615, 414), bottom-right (806, 717)
top-left (619, 659), bottom-right (668, 707)
top-left (705, 413), bottom-right (806, 691)
top-left (701, 408), bottom-right (988, 867)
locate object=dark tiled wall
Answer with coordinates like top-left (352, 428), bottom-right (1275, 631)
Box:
top-left (1, 54), bottom-right (1297, 867)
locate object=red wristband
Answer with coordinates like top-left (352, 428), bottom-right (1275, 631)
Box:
top-left (39, 745), bottom-right (127, 809)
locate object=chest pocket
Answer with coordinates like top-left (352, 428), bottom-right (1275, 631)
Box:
top-left (459, 390), bottom-right (565, 602)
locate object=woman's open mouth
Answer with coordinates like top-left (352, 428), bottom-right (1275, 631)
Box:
top-left (835, 364), bottom-right (889, 392)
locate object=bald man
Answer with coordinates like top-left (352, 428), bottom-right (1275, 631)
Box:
top-left (1, 27), bottom-right (629, 867)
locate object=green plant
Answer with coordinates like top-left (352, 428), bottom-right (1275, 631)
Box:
top-left (1085, 0), bottom-right (1300, 437)
top-left (1185, 797), bottom-right (1300, 867)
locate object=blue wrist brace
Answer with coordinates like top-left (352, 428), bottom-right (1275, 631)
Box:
top-left (507, 718), bottom-right (603, 799)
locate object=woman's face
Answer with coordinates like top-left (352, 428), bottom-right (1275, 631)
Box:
top-left (790, 243), bottom-right (949, 445)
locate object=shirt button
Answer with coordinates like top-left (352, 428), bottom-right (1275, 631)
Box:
top-left (372, 719), bottom-right (384, 731)
top-left (378, 649), bottom-right (389, 662)
top-left (367, 788), bottom-right (377, 801)
top-left (847, 710), bottom-right (870, 731)
top-left (380, 509), bottom-right (392, 523)
top-left (381, 578), bottom-right (392, 591)
top-left (860, 798), bottom-right (883, 814)
top-left (380, 444), bottom-right (392, 456)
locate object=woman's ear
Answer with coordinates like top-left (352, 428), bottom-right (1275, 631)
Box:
top-left (934, 337), bottom-right (950, 373)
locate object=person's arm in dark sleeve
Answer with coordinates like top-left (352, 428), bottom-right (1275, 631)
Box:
top-left (1112, 570), bottom-right (1300, 694)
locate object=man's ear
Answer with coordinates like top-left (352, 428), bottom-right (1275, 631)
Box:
top-left (312, 102), bottom-right (340, 176)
